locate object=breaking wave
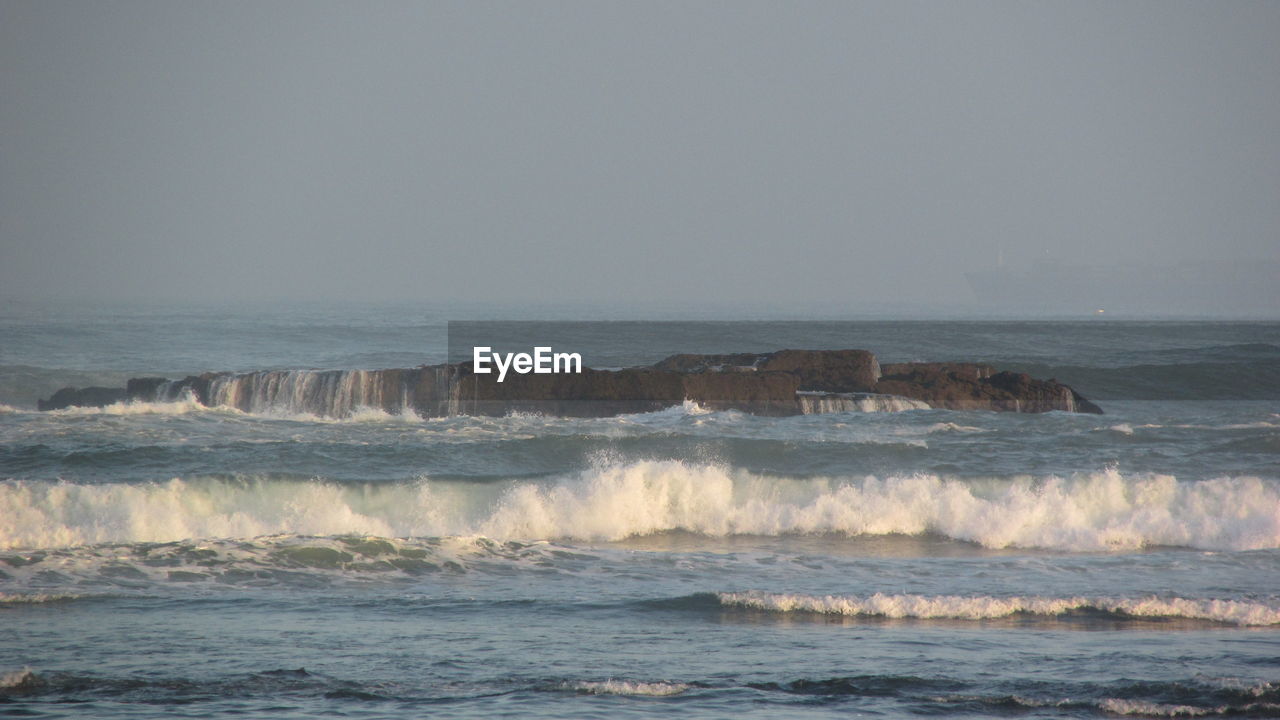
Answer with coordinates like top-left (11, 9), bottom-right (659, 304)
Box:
top-left (2, 462), bottom-right (1277, 551)
top-left (562, 680), bottom-right (689, 696)
top-left (0, 667), bottom-right (43, 691)
top-left (715, 591), bottom-right (1280, 626)
top-left (45, 396), bottom-right (213, 416)
top-left (42, 396), bottom-right (423, 423)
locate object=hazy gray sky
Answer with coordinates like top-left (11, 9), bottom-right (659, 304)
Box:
top-left (2, 1), bottom-right (1277, 312)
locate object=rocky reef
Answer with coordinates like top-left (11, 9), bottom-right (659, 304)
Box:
top-left (37, 385), bottom-right (127, 411)
top-left (37, 349), bottom-right (1102, 416)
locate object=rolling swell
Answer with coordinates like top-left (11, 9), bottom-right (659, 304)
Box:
top-left (1125, 342), bottom-right (1280, 364)
top-left (0, 666), bottom-right (405, 704)
top-left (6, 666), bottom-right (1275, 717)
top-left (1007, 357), bottom-right (1280, 400)
top-left (745, 674), bottom-right (1280, 717)
top-left (3, 463), bottom-right (1277, 551)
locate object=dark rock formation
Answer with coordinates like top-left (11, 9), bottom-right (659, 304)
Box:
top-left (448, 365), bottom-right (801, 416)
top-left (875, 362), bottom-right (1102, 414)
top-left (38, 349), bottom-right (1102, 416)
top-left (37, 386), bottom-right (127, 411)
top-left (125, 377), bottom-right (169, 399)
top-left (651, 353), bottom-right (766, 373)
top-left (652, 349), bottom-right (880, 392)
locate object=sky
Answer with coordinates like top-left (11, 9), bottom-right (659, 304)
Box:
top-left (1, 1), bottom-right (1277, 314)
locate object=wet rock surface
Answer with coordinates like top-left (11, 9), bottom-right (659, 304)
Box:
top-left (38, 350), bottom-right (1101, 415)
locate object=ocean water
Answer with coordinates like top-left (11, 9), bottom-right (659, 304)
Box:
top-left (2, 301), bottom-right (1279, 718)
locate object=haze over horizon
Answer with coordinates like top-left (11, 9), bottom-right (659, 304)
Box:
top-left (2, 1), bottom-right (1277, 316)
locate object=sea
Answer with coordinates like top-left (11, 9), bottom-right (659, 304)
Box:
top-left (2, 300), bottom-right (1278, 719)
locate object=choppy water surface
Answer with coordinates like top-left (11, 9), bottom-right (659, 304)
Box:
top-left (2, 302), bottom-right (1278, 718)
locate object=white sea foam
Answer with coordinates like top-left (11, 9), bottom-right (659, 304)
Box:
top-left (0, 667), bottom-right (42, 690)
top-left (2, 463), bottom-right (1277, 551)
top-left (45, 397), bottom-right (423, 424)
top-left (567, 680), bottom-right (689, 696)
top-left (716, 591), bottom-right (1280, 626)
top-left (924, 422), bottom-right (985, 434)
top-left (0, 592), bottom-right (85, 604)
top-left (303, 405), bottom-right (422, 424)
top-left (1096, 698), bottom-right (1216, 717)
top-left (48, 397), bottom-right (213, 416)
top-left (680, 399), bottom-right (712, 416)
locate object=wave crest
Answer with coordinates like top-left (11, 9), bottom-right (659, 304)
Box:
top-left (2, 463), bottom-right (1277, 551)
top-left (716, 591), bottom-right (1280, 626)
top-left (564, 680), bottom-right (689, 696)
top-left (0, 667), bottom-right (43, 691)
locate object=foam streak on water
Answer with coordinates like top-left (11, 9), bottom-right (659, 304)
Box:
top-left (716, 591), bottom-right (1280, 626)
